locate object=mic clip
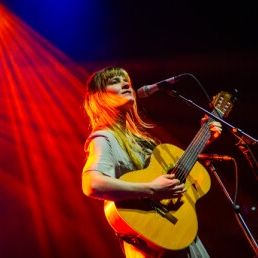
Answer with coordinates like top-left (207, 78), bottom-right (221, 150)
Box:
top-left (198, 154), bottom-right (233, 161)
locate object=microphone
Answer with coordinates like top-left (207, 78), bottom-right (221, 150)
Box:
top-left (198, 154), bottom-right (233, 161)
top-left (137, 75), bottom-right (183, 98)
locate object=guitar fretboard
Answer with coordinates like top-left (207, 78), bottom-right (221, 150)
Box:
top-left (173, 109), bottom-right (222, 182)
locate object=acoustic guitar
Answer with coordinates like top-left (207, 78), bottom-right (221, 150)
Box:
top-left (104, 91), bottom-right (235, 252)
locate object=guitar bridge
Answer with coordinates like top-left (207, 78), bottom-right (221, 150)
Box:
top-left (145, 198), bottom-right (178, 224)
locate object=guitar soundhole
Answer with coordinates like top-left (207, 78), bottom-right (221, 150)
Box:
top-left (167, 169), bottom-right (173, 174)
top-left (163, 163), bottom-right (175, 175)
top-left (174, 170), bottom-right (187, 183)
top-left (166, 164), bottom-right (187, 183)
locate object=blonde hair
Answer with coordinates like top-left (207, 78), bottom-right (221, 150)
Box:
top-left (84, 66), bottom-right (158, 169)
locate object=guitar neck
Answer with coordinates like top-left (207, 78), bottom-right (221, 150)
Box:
top-left (173, 109), bottom-right (221, 181)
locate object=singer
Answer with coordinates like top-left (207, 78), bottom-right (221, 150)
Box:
top-left (81, 66), bottom-right (222, 258)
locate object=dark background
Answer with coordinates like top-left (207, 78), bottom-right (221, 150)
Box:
top-left (0, 0), bottom-right (257, 257)
top-left (2, 0), bottom-right (257, 61)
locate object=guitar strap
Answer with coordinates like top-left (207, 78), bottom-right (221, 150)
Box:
top-left (116, 233), bottom-right (165, 257)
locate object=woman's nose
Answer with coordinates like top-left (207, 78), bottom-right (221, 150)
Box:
top-left (122, 82), bottom-right (130, 89)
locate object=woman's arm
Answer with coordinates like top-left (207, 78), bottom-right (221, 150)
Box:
top-left (82, 170), bottom-right (185, 202)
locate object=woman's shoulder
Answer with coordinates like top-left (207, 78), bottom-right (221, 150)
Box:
top-left (84, 130), bottom-right (117, 150)
top-left (88, 130), bottom-right (114, 140)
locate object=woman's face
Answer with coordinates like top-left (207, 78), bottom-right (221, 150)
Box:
top-left (105, 75), bottom-right (135, 111)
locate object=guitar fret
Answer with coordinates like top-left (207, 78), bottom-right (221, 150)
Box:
top-left (173, 109), bottom-right (223, 181)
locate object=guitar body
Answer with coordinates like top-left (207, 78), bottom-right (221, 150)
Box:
top-left (104, 143), bottom-right (211, 251)
top-left (104, 91), bottom-right (234, 252)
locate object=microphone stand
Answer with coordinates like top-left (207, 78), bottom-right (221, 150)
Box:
top-left (236, 139), bottom-right (258, 181)
top-left (205, 161), bottom-right (258, 257)
top-left (162, 89), bottom-right (258, 255)
top-left (164, 89), bottom-right (258, 180)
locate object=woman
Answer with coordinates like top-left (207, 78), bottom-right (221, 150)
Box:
top-left (82, 66), bottom-right (222, 257)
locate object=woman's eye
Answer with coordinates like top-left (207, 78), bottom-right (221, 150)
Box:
top-left (108, 77), bottom-right (128, 85)
top-left (108, 79), bottom-right (118, 84)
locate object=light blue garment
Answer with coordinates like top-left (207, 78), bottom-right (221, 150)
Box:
top-left (83, 130), bottom-right (147, 178)
top-left (83, 130), bottom-right (209, 258)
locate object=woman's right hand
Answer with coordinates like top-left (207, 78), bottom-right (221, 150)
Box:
top-left (150, 174), bottom-right (186, 199)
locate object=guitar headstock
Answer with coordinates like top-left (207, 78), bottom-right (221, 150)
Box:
top-left (209, 91), bottom-right (236, 118)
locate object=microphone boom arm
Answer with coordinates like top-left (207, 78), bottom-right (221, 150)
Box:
top-left (163, 89), bottom-right (258, 146)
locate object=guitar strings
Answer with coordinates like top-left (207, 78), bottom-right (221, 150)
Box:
top-left (173, 113), bottom-right (217, 183)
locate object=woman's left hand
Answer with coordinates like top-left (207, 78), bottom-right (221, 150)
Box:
top-left (201, 116), bottom-right (222, 145)
top-left (209, 120), bottom-right (222, 140)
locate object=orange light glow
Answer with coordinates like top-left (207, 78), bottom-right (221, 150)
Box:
top-left (0, 4), bottom-right (120, 258)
